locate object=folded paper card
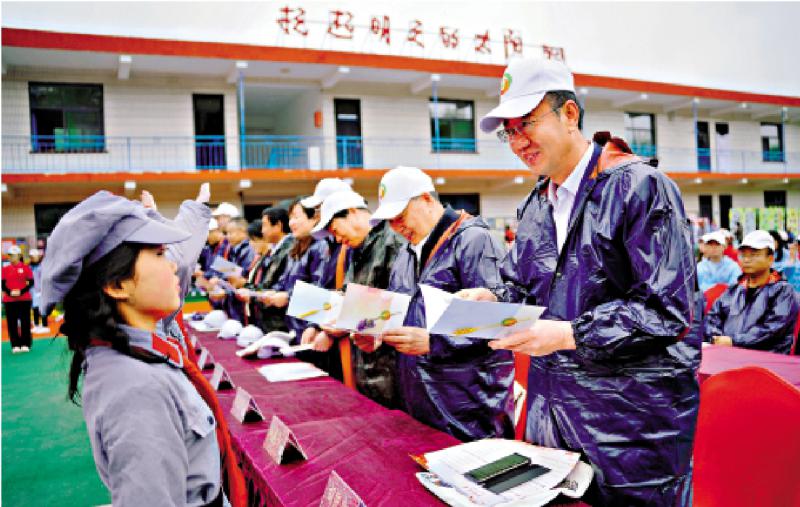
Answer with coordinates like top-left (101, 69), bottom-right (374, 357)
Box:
top-left (335, 283), bottom-right (411, 335)
top-left (287, 282), bottom-right (411, 335)
top-left (286, 281), bottom-right (343, 326)
top-left (210, 255), bottom-right (243, 278)
top-left (420, 284), bottom-right (545, 340)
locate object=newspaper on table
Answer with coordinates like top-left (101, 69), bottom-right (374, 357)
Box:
top-left (416, 439), bottom-right (593, 507)
top-left (286, 282), bottom-right (411, 335)
top-left (420, 284), bottom-right (546, 340)
top-left (210, 255), bottom-right (243, 278)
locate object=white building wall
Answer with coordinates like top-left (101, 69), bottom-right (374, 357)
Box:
top-left (2, 69), bottom-right (240, 173)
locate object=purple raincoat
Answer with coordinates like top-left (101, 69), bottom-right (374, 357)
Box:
top-left (223, 239), bottom-right (255, 323)
top-left (388, 212), bottom-right (515, 442)
top-left (499, 138), bottom-right (700, 505)
top-left (705, 271), bottom-right (799, 354)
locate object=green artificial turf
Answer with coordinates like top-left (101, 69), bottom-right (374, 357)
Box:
top-left (2, 337), bottom-right (110, 506)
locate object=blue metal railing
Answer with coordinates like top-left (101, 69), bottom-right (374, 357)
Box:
top-left (432, 137), bottom-right (477, 153)
top-left (2, 134), bottom-right (797, 175)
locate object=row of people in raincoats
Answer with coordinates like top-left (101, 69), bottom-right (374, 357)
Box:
top-left (203, 174), bottom-right (516, 443)
top-left (194, 57), bottom-right (795, 506)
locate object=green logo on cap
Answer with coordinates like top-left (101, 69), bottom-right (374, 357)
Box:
top-left (379, 183), bottom-right (387, 200)
top-left (500, 72), bottom-right (512, 95)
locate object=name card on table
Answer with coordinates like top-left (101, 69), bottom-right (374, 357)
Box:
top-left (263, 415), bottom-right (307, 465)
top-left (197, 348), bottom-right (214, 370)
top-left (230, 387), bottom-right (264, 423)
top-left (320, 471), bottom-right (366, 507)
top-left (210, 363), bottom-right (234, 391)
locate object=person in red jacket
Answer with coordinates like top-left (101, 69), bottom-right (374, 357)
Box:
top-left (2, 245), bottom-right (34, 353)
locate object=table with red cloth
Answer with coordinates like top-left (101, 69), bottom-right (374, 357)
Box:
top-left (193, 329), bottom-right (589, 506)
top-left (699, 344), bottom-right (800, 388)
top-left (194, 330), bottom-right (459, 506)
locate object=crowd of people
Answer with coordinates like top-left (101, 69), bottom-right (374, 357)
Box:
top-left (11, 57), bottom-right (798, 506)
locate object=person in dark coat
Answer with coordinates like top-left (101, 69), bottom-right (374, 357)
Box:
top-left (195, 219), bottom-right (230, 311)
top-left (235, 206), bottom-right (293, 333)
top-left (462, 58), bottom-right (700, 505)
top-left (306, 189), bottom-right (407, 408)
top-left (264, 198), bottom-right (345, 379)
top-left (370, 166), bottom-right (515, 442)
top-left (706, 230), bottom-right (799, 354)
top-left (214, 218), bottom-right (254, 324)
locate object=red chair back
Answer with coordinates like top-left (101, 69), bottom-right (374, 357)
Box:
top-left (693, 366), bottom-right (800, 507)
top-left (703, 283), bottom-right (728, 314)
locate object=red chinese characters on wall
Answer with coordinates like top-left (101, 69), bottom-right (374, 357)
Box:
top-left (277, 6), bottom-right (309, 36)
top-left (542, 45), bottom-right (566, 62)
top-left (327, 10), bottom-right (355, 39)
top-left (439, 27), bottom-right (459, 49)
top-left (370, 15), bottom-right (391, 45)
top-left (408, 20), bottom-right (424, 48)
top-left (503, 29), bottom-right (523, 58)
top-left (474, 30), bottom-right (491, 54)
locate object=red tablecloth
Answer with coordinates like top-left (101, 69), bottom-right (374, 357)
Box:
top-left (194, 331), bottom-right (460, 506)
top-left (699, 345), bottom-right (800, 388)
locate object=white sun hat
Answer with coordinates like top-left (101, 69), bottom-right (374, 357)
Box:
top-left (300, 178), bottom-right (353, 208)
top-left (311, 190), bottom-right (368, 240)
top-left (212, 202), bottom-right (240, 218)
top-left (479, 58), bottom-right (575, 133)
top-left (369, 166), bottom-right (435, 226)
top-left (237, 325), bottom-right (265, 347)
top-left (740, 230), bottom-right (777, 252)
top-left (202, 310), bottom-right (228, 330)
top-left (218, 319), bottom-right (243, 340)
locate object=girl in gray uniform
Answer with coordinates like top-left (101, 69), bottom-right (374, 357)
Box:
top-left (39, 191), bottom-right (247, 507)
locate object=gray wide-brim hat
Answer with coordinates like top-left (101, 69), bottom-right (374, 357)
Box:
top-left (39, 190), bottom-right (191, 314)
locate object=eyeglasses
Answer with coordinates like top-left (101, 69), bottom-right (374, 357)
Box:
top-left (497, 108), bottom-right (559, 143)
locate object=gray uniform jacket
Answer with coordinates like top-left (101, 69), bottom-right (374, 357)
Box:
top-left (82, 325), bottom-right (224, 506)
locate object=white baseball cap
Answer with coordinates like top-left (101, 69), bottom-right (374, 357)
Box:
top-left (212, 202), bottom-right (240, 218)
top-left (6, 245), bottom-right (21, 255)
top-left (300, 178), bottom-right (352, 208)
top-left (701, 231), bottom-right (727, 245)
top-left (369, 166), bottom-right (435, 227)
top-left (740, 230), bottom-right (776, 252)
top-left (29, 248), bottom-right (43, 256)
top-left (237, 325), bottom-right (265, 347)
top-left (208, 218), bottom-right (219, 231)
top-left (311, 190), bottom-right (368, 240)
top-left (202, 309), bottom-right (228, 330)
top-left (480, 58), bottom-right (575, 133)
top-left (218, 319), bottom-right (243, 339)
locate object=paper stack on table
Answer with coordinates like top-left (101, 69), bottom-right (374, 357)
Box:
top-left (420, 284), bottom-right (545, 340)
top-left (258, 362), bottom-right (329, 382)
top-left (417, 439), bottom-right (593, 507)
top-left (287, 282), bottom-right (411, 335)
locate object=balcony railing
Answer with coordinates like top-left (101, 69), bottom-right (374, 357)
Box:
top-left (2, 134), bottom-right (798, 175)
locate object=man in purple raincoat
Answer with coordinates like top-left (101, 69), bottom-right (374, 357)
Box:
top-left (371, 167), bottom-right (515, 442)
top-left (461, 59), bottom-right (700, 505)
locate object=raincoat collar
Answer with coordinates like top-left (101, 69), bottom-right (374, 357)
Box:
top-left (416, 206), bottom-right (460, 269)
top-left (737, 269), bottom-right (783, 288)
